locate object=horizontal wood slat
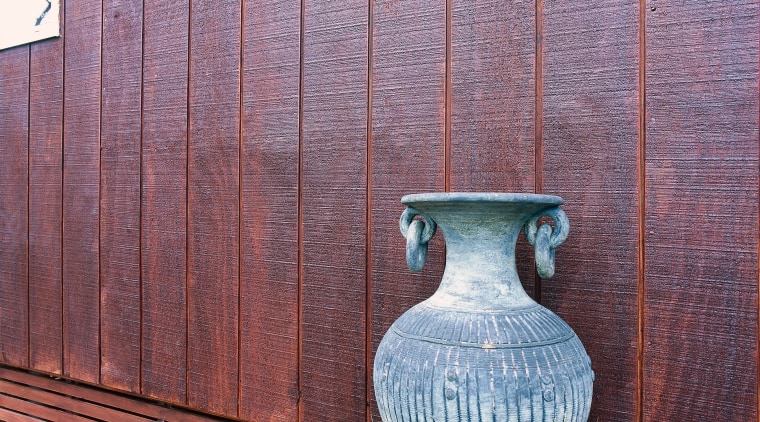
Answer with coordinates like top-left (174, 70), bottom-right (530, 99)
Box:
top-left (0, 407), bottom-right (45, 422)
top-left (0, 393), bottom-right (94, 422)
top-left (0, 380), bottom-right (151, 422)
top-left (0, 366), bottom-right (229, 422)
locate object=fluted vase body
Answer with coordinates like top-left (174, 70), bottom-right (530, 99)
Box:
top-left (374, 193), bottom-right (593, 422)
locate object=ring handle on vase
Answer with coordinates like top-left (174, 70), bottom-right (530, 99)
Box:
top-left (399, 207), bottom-right (437, 272)
top-left (524, 207), bottom-right (570, 279)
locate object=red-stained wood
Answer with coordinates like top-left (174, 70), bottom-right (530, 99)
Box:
top-left (28, 31), bottom-right (64, 376)
top-left (449, 0), bottom-right (538, 297)
top-left (0, 46), bottom-right (30, 369)
top-left (1, 2), bottom-right (760, 421)
top-left (100, 0), bottom-right (143, 393)
top-left (300, 1), bottom-right (368, 419)
top-left (0, 392), bottom-right (94, 422)
top-left (449, 0), bottom-right (535, 192)
top-left (187, 0), bottom-right (241, 416)
top-left (0, 407), bottom-right (42, 422)
top-left (140, 0), bottom-right (188, 405)
top-left (541, 2), bottom-right (641, 420)
top-left (239, 0), bottom-right (300, 420)
top-left (644, 2), bottom-right (759, 420)
top-left (368, 0), bottom-right (446, 419)
top-left (62, 0), bottom-right (102, 384)
top-left (0, 379), bottom-right (151, 422)
top-left (0, 366), bottom-right (227, 422)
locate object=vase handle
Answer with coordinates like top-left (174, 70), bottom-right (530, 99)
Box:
top-left (524, 207), bottom-right (570, 279)
top-left (399, 207), bottom-right (437, 272)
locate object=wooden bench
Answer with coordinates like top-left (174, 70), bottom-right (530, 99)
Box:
top-left (0, 366), bottom-right (230, 421)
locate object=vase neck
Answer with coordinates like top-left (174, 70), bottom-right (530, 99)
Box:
top-left (405, 199), bottom-right (558, 311)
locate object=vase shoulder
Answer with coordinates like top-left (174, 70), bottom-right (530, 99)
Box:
top-left (392, 302), bottom-right (577, 351)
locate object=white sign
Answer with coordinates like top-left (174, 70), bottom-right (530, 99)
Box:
top-left (0, 0), bottom-right (60, 50)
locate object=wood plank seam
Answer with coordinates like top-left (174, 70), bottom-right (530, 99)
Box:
top-left (444, 0), bottom-right (452, 192)
top-left (59, 0), bottom-right (66, 381)
top-left (237, 0), bottom-right (244, 418)
top-left (97, 0), bottom-right (104, 386)
top-left (534, 0), bottom-right (544, 303)
top-left (185, 0), bottom-right (192, 407)
top-left (297, 0), bottom-right (306, 420)
top-left (26, 44), bottom-right (32, 375)
top-left (364, 0), bottom-right (373, 420)
top-left (138, 0), bottom-right (145, 396)
top-left (637, 1), bottom-right (647, 421)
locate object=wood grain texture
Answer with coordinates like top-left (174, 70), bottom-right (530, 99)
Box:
top-left (239, 0), bottom-right (300, 420)
top-left (369, 0), bottom-right (446, 419)
top-left (300, 0), bottom-right (368, 419)
top-left (28, 34), bottom-right (64, 375)
top-left (0, 393), bottom-right (93, 422)
top-left (100, 0), bottom-right (143, 393)
top-left (0, 46), bottom-right (30, 368)
top-left (62, 0), bottom-right (102, 384)
top-left (0, 379), bottom-right (151, 422)
top-left (644, 1), bottom-right (759, 420)
top-left (1, 2), bottom-right (759, 421)
top-left (187, 0), bottom-right (241, 416)
top-left (540, 2), bottom-right (641, 420)
top-left (450, 0), bottom-right (535, 192)
top-left (0, 366), bottom-right (228, 422)
top-left (0, 407), bottom-right (42, 422)
top-left (449, 0), bottom-right (538, 297)
top-left (140, 0), bottom-right (188, 405)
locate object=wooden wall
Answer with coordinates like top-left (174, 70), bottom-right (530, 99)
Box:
top-left (0, 0), bottom-right (757, 420)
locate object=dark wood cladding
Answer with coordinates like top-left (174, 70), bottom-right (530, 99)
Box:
top-left (369, 0), bottom-right (447, 418)
top-left (542, 1), bottom-right (641, 420)
top-left (0, 1), bottom-right (757, 421)
top-left (187, 0), bottom-right (241, 415)
top-left (300, 1), bottom-right (368, 419)
top-left (29, 28), bottom-right (64, 375)
top-left (100, 0), bottom-right (143, 393)
top-left (240, 0), bottom-right (301, 420)
top-left (61, 0), bottom-right (102, 384)
top-left (0, 46), bottom-right (30, 369)
top-left (140, 0), bottom-right (189, 405)
top-left (644, 1), bottom-right (759, 420)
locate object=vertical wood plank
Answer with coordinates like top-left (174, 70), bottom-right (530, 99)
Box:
top-left (187, 0), bottom-right (240, 416)
top-left (140, 0), bottom-right (188, 405)
top-left (0, 46), bottom-right (30, 368)
top-left (301, 0), bottom-right (368, 419)
top-left (62, 0), bottom-right (102, 384)
top-left (100, 0), bottom-right (143, 393)
top-left (239, 0), bottom-right (300, 420)
top-left (644, 2), bottom-right (759, 420)
top-left (369, 0), bottom-right (446, 419)
top-left (449, 0), bottom-right (538, 296)
top-left (541, 2), bottom-right (641, 420)
top-left (29, 33), bottom-right (64, 375)
top-left (449, 0), bottom-right (535, 191)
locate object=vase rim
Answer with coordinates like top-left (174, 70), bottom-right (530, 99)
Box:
top-left (401, 192), bottom-right (563, 206)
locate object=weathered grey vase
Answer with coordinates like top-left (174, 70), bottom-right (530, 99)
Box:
top-left (374, 192), bottom-right (593, 421)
